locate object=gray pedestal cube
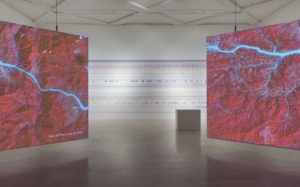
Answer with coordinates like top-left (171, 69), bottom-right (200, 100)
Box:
top-left (176, 109), bottom-right (201, 131)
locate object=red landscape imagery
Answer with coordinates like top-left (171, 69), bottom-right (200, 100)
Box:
top-left (207, 20), bottom-right (300, 150)
top-left (0, 21), bottom-right (88, 151)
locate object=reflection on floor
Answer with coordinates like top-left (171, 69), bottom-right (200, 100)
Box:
top-left (0, 119), bottom-right (300, 187)
top-left (0, 159), bottom-right (88, 187)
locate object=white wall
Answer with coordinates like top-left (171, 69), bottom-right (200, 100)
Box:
top-left (0, 2), bottom-right (35, 26)
top-left (0, 1), bottom-right (251, 122)
top-left (42, 24), bottom-right (247, 61)
top-left (39, 23), bottom-right (252, 122)
top-left (259, 0), bottom-right (300, 26)
top-left (40, 24), bottom-right (244, 121)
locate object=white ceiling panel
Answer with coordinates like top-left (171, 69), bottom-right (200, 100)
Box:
top-left (61, 11), bottom-right (132, 23)
top-left (153, 0), bottom-right (225, 11)
top-left (1, 0), bottom-right (46, 20)
top-left (246, 0), bottom-right (292, 21)
top-left (164, 13), bottom-right (217, 23)
top-left (38, 12), bottom-right (108, 25)
top-left (111, 13), bottom-right (182, 25)
top-left (0, 0), bottom-right (294, 26)
top-left (62, 0), bottom-right (132, 10)
top-left (193, 12), bottom-right (255, 25)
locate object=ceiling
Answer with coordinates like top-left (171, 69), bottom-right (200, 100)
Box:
top-left (1, 0), bottom-right (294, 26)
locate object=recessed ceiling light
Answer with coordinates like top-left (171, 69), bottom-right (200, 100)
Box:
top-left (128, 1), bottom-right (149, 10)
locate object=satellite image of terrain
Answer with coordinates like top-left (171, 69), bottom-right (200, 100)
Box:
top-left (0, 21), bottom-right (88, 151)
top-left (207, 20), bottom-right (300, 150)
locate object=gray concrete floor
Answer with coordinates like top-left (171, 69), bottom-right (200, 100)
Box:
top-left (0, 119), bottom-right (300, 187)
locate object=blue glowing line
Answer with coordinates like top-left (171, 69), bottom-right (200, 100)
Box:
top-left (0, 60), bottom-right (88, 111)
top-left (207, 44), bottom-right (300, 58)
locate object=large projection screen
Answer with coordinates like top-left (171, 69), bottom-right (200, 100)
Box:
top-left (0, 21), bottom-right (88, 151)
top-left (207, 20), bottom-right (300, 150)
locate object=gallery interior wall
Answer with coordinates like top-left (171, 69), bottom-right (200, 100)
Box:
top-left (0, 1), bottom-right (299, 130)
top-left (42, 24), bottom-right (245, 61)
top-left (40, 25), bottom-right (241, 123)
top-left (0, 1), bottom-right (299, 167)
